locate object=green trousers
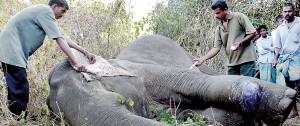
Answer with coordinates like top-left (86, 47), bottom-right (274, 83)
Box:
top-left (227, 61), bottom-right (256, 77)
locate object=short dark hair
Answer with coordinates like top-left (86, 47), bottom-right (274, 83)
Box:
top-left (257, 25), bottom-right (267, 33)
top-left (275, 15), bottom-right (284, 23)
top-left (48, 0), bottom-right (69, 10)
top-left (211, 0), bottom-right (228, 11)
top-left (283, 2), bottom-right (295, 10)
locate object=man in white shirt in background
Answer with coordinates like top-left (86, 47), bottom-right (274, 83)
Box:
top-left (255, 25), bottom-right (276, 83)
top-left (271, 15), bottom-right (284, 44)
top-left (274, 2), bottom-right (300, 118)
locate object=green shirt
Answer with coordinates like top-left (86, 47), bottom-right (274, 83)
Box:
top-left (214, 12), bottom-right (256, 66)
top-left (0, 4), bottom-right (62, 68)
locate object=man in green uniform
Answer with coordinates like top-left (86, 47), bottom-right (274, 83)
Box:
top-left (194, 0), bottom-right (257, 77)
top-left (0, 0), bottom-right (96, 116)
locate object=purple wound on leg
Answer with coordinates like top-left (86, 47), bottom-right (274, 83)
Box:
top-left (240, 82), bottom-right (262, 114)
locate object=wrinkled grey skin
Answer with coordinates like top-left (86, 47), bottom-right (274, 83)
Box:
top-left (48, 34), bottom-right (296, 126)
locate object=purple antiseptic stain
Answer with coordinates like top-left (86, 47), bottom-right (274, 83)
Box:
top-left (240, 82), bottom-right (262, 114)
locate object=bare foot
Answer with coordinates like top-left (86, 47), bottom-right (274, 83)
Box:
top-left (288, 113), bottom-right (299, 119)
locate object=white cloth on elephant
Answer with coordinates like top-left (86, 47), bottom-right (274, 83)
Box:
top-left (71, 49), bottom-right (136, 81)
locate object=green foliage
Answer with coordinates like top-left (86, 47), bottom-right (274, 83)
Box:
top-left (42, 103), bottom-right (50, 116)
top-left (117, 95), bottom-right (135, 109)
top-left (117, 95), bottom-right (125, 104)
top-left (154, 109), bottom-right (220, 126)
top-left (230, 0), bottom-right (284, 28)
top-left (19, 111), bottom-right (27, 124)
top-left (128, 97), bottom-right (135, 107)
top-left (148, 105), bottom-right (157, 112)
top-left (155, 109), bottom-right (175, 124)
top-left (61, 0), bottom-right (134, 58)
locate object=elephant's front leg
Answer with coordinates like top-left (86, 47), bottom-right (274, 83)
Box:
top-left (143, 67), bottom-right (296, 125)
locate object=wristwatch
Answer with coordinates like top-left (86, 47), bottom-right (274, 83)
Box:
top-left (239, 41), bottom-right (243, 46)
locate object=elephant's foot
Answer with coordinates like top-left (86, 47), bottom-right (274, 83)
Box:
top-left (284, 88), bottom-right (299, 119)
top-left (262, 88), bottom-right (296, 125)
top-left (288, 107), bottom-right (299, 119)
top-left (238, 79), bottom-right (297, 125)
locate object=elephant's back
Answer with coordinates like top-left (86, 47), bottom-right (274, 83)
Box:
top-left (116, 34), bottom-right (193, 68)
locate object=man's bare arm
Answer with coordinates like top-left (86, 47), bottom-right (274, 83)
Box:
top-left (56, 37), bottom-right (87, 72)
top-left (64, 36), bottom-right (96, 64)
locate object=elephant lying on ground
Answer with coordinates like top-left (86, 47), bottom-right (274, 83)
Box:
top-left (47, 34), bottom-right (296, 126)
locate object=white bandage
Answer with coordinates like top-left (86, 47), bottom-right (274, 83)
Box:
top-left (189, 61), bottom-right (198, 69)
top-left (231, 46), bottom-right (237, 50)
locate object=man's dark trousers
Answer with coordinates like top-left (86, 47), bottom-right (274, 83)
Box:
top-left (2, 62), bottom-right (29, 115)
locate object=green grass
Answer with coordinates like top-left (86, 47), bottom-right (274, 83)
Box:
top-left (153, 109), bottom-right (221, 126)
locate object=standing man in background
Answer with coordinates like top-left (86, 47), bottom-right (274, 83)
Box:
top-left (255, 25), bottom-right (276, 83)
top-left (0, 0), bottom-right (96, 116)
top-left (194, 0), bottom-right (257, 77)
top-left (271, 15), bottom-right (284, 44)
top-left (274, 3), bottom-right (300, 118)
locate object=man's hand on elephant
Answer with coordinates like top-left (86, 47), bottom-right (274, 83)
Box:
top-left (73, 64), bottom-right (87, 72)
top-left (193, 58), bottom-right (205, 67)
top-left (84, 51), bottom-right (96, 64)
top-left (87, 52), bottom-right (96, 64)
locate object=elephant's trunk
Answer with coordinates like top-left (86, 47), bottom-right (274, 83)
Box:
top-left (130, 65), bottom-right (295, 125)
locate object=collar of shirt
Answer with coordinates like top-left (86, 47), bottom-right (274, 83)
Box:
top-left (220, 12), bottom-right (233, 24)
top-left (228, 12), bottom-right (233, 20)
top-left (280, 16), bottom-right (300, 28)
top-left (258, 36), bottom-right (271, 41)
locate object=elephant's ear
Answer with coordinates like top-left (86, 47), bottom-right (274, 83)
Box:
top-left (116, 34), bottom-right (194, 68)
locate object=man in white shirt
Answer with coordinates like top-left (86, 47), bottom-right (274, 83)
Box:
top-left (271, 15), bottom-right (284, 44)
top-left (274, 3), bottom-right (300, 118)
top-left (256, 25), bottom-right (276, 83)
